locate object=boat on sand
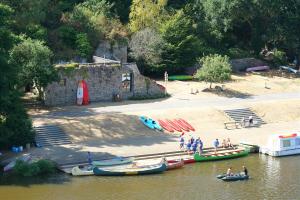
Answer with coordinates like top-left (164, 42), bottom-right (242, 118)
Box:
top-left (92, 157), bottom-right (134, 166)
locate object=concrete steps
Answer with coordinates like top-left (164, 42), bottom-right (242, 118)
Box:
top-left (224, 108), bottom-right (266, 127)
top-left (34, 125), bottom-right (72, 147)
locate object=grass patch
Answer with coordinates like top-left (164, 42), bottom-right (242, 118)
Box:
top-left (129, 93), bottom-right (170, 100)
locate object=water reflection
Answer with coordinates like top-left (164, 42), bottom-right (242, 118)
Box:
top-left (0, 155), bottom-right (300, 200)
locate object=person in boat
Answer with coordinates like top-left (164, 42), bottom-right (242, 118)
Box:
top-left (179, 136), bottom-right (185, 150)
top-left (242, 166), bottom-right (248, 176)
top-left (221, 139), bottom-right (227, 148)
top-left (227, 138), bottom-right (233, 148)
top-left (213, 139), bottom-right (219, 154)
top-left (226, 167), bottom-right (233, 176)
top-left (87, 151), bottom-right (92, 165)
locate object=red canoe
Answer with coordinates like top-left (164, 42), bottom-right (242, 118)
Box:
top-left (182, 156), bottom-right (195, 164)
top-left (166, 119), bottom-right (182, 132)
top-left (166, 159), bottom-right (184, 170)
top-left (173, 119), bottom-right (190, 132)
top-left (158, 119), bottom-right (175, 133)
top-left (178, 118), bottom-right (195, 131)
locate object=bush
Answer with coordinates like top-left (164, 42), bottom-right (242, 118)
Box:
top-left (273, 49), bottom-right (287, 67)
top-left (227, 48), bottom-right (252, 59)
top-left (13, 159), bottom-right (56, 177)
top-left (129, 93), bottom-right (170, 100)
top-left (195, 54), bottom-right (232, 88)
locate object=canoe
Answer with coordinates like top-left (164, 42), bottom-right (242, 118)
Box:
top-left (221, 174), bottom-right (249, 182)
top-left (166, 119), bottom-right (182, 132)
top-left (246, 66), bottom-right (269, 72)
top-left (280, 66), bottom-right (298, 74)
top-left (151, 119), bottom-right (163, 131)
top-left (71, 166), bottom-right (94, 176)
top-left (158, 119), bottom-right (175, 132)
top-left (168, 75), bottom-right (194, 81)
top-left (3, 154), bottom-right (31, 172)
top-left (93, 163), bottom-right (167, 176)
top-left (166, 159), bottom-right (184, 170)
top-left (92, 157), bottom-right (134, 166)
top-left (139, 116), bottom-right (155, 129)
top-left (194, 149), bottom-right (249, 162)
top-left (178, 118), bottom-right (195, 131)
top-left (173, 119), bottom-right (190, 132)
top-left (181, 155), bottom-right (196, 164)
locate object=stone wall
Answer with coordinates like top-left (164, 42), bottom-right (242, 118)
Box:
top-left (44, 63), bottom-right (165, 106)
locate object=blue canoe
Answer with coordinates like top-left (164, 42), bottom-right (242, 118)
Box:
top-left (93, 163), bottom-right (167, 176)
top-left (139, 116), bottom-right (162, 131)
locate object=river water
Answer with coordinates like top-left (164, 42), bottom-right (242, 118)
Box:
top-left (0, 154), bottom-right (300, 200)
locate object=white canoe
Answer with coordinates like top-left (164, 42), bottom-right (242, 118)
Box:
top-left (3, 154), bottom-right (31, 172)
top-left (92, 157), bottom-right (134, 166)
top-left (71, 166), bottom-right (94, 176)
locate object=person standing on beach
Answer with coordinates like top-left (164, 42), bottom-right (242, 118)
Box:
top-left (213, 139), bottom-right (219, 154)
top-left (179, 136), bottom-right (185, 150)
top-left (87, 151), bottom-right (92, 165)
top-left (198, 138), bottom-right (203, 154)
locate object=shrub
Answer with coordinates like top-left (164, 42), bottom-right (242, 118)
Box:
top-left (129, 93), bottom-right (170, 100)
top-left (13, 159), bottom-right (56, 177)
top-left (195, 54), bottom-right (232, 88)
top-left (273, 49), bottom-right (287, 67)
top-left (227, 48), bottom-right (252, 59)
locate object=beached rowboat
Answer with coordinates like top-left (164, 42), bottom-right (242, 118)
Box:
top-left (71, 166), bottom-right (94, 176)
top-left (194, 148), bottom-right (249, 162)
top-left (92, 157), bottom-right (134, 166)
top-left (93, 163), bottom-right (167, 176)
top-left (166, 159), bottom-right (184, 170)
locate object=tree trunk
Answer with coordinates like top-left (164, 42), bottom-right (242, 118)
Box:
top-left (209, 82), bottom-right (212, 89)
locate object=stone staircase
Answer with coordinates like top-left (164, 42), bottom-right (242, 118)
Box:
top-left (34, 125), bottom-right (72, 147)
top-left (224, 108), bottom-right (266, 128)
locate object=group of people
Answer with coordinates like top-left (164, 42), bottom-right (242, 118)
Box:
top-left (213, 138), bottom-right (234, 154)
top-left (227, 166), bottom-right (248, 176)
top-left (180, 136), bottom-right (203, 154)
top-left (240, 115), bottom-right (254, 127)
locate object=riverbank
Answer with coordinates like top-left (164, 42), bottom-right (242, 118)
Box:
top-left (5, 73), bottom-right (299, 166)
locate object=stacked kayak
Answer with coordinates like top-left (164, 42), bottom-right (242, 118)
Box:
top-left (158, 118), bottom-right (195, 133)
top-left (139, 116), bottom-right (162, 131)
top-left (93, 163), bottom-right (167, 176)
top-left (194, 148), bottom-right (249, 162)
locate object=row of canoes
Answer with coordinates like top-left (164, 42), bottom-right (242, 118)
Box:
top-left (71, 148), bottom-right (249, 176)
top-left (71, 158), bottom-right (184, 176)
top-left (139, 116), bottom-right (195, 133)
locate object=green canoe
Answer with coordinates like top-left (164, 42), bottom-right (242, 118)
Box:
top-left (168, 75), bottom-right (194, 81)
top-left (194, 148), bottom-right (249, 162)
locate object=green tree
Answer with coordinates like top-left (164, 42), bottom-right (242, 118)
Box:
top-left (159, 10), bottom-right (202, 73)
top-left (10, 37), bottom-right (57, 101)
top-left (0, 3), bottom-right (34, 149)
top-left (195, 54), bottom-right (232, 89)
top-left (129, 0), bottom-right (168, 33)
top-left (75, 33), bottom-right (93, 58)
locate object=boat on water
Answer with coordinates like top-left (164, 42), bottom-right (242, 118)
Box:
top-left (260, 133), bottom-right (300, 157)
top-left (3, 154), bottom-right (31, 172)
top-left (220, 174), bottom-right (249, 182)
top-left (166, 159), bottom-right (184, 170)
top-left (71, 166), bottom-right (94, 176)
top-left (92, 157), bottom-right (134, 166)
top-left (194, 148), bottom-right (249, 162)
top-left (93, 162), bottom-right (167, 176)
